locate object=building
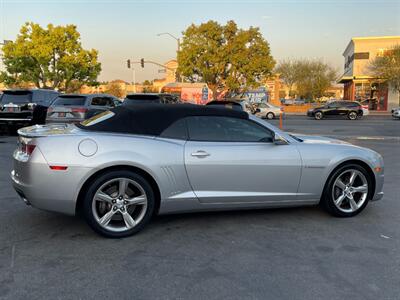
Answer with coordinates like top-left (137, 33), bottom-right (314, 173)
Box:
top-left (152, 60), bottom-right (178, 92)
top-left (338, 36), bottom-right (400, 111)
top-left (161, 82), bottom-right (212, 104)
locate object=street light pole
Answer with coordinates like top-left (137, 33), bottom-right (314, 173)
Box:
top-left (132, 67), bottom-right (136, 93)
top-left (157, 32), bottom-right (182, 82)
top-left (157, 32), bottom-right (180, 52)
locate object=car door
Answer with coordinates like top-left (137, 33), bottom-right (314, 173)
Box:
top-left (324, 102), bottom-right (339, 116)
top-left (184, 116), bottom-right (302, 204)
top-left (336, 102), bottom-right (349, 116)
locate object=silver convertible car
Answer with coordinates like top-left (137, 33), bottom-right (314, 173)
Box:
top-left (11, 104), bottom-right (384, 237)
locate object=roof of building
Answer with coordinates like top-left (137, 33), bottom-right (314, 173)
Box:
top-left (343, 35), bottom-right (400, 55)
top-left (77, 103), bottom-right (248, 136)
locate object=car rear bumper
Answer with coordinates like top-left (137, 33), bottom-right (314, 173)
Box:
top-left (46, 118), bottom-right (83, 124)
top-left (0, 117), bottom-right (32, 122)
top-left (11, 147), bottom-right (89, 215)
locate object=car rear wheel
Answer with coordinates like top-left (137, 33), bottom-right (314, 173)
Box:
top-left (266, 112), bottom-right (275, 120)
top-left (321, 164), bottom-right (371, 217)
top-left (83, 170), bottom-right (155, 238)
top-left (314, 111), bottom-right (323, 120)
top-left (348, 111), bottom-right (358, 120)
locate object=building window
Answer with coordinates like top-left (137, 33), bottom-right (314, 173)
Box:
top-left (376, 49), bottom-right (393, 57)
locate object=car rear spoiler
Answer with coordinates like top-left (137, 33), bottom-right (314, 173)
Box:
top-left (17, 124), bottom-right (78, 138)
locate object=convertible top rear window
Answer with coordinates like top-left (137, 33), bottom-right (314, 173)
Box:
top-left (80, 111), bottom-right (115, 126)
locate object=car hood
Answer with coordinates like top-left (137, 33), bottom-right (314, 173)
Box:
top-left (292, 134), bottom-right (351, 145)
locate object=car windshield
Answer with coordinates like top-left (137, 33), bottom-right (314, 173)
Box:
top-left (52, 96), bottom-right (87, 106)
top-left (1, 91), bottom-right (32, 104)
top-left (258, 103), bottom-right (268, 108)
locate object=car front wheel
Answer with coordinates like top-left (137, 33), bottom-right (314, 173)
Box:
top-left (314, 111), bottom-right (323, 120)
top-left (83, 170), bottom-right (155, 238)
top-left (348, 111), bottom-right (358, 120)
top-left (266, 112), bottom-right (275, 120)
top-left (321, 164), bottom-right (372, 217)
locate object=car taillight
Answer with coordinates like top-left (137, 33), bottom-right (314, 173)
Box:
top-left (362, 105), bottom-right (369, 110)
top-left (47, 107), bottom-right (53, 114)
top-left (71, 107), bottom-right (88, 113)
top-left (20, 142), bottom-right (36, 156)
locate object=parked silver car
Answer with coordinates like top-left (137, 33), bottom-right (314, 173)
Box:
top-left (46, 93), bottom-right (121, 124)
top-left (254, 102), bottom-right (283, 119)
top-left (12, 104), bottom-right (384, 237)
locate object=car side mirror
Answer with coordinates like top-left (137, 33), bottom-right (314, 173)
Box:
top-left (273, 133), bottom-right (288, 145)
top-left (255, 108), bottom-right (261, 113)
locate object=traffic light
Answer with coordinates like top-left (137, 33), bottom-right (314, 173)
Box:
top-left (140, 58), bottom-right (144, 68)
top-left (127, 59), bottom-right (131, 69)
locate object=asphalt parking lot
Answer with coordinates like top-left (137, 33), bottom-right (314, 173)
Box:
top-left (0, 115), bottom-right (399, 300)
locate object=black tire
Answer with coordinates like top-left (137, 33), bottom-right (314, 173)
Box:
top-left (82, 170), bottom-right (155, 238)
top-left (348, 111), bottom-right (358, 120)
top-left (266, 112), bottom-right (275, 120)
top-left (314, 111), bottom-right (323, 120)
top-left (320, 164), bottom-right (372, 218)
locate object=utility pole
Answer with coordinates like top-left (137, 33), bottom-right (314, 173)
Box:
top-left (157, 32), bottom-right (182, 82)
top-left (127, 59), bottom-right (136, 93)
top-left (157, 32), bottom-right (180, 52)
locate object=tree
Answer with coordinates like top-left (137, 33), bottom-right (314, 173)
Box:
top-left (142, 79), bottom-right (152, 86)
top-left (369, 45), bottom-right (400, 106)
top-left (296, 60), bottom-right (337, 100)
top-left (275, 60), bottom-right (302, 96)
top-left (0, 22), bottom-right (101, 91)
top-left (275, 59), bottom-right (337, 100)
top-left (177, 20), bottom-right (275, 98)
top-left (104, 81), bottom-right (124, 98)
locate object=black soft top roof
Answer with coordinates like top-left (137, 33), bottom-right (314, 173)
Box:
top-left (77, 103), bottom-right (248, 136)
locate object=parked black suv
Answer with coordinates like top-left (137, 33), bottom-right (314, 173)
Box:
top-left (0, 89), bottom-right (59, 127)
top-left (122, 93), bottom-right (180, 106)
top-left (307, 101), bottom-right (363, 120)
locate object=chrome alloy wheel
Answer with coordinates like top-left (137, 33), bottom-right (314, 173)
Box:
top-left (91, 178), bottom-right (148, 232)
top-left (349, 112), bottom-right (358, 120)
top-left (332, 169), bottom-right (368, 213)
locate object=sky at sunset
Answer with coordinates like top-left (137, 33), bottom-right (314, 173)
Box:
top-left (1, 0), bottom-right (399, 83)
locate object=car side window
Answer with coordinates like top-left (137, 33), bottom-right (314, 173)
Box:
top-left (186, 116), bottom-right (273, 142)
top-left (91, 97), bottom-right (112, 107)
top-left (160, 118), bottom-right (188, 140)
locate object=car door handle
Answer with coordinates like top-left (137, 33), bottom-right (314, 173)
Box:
top-left (191, 150), bottom-right (210, 158)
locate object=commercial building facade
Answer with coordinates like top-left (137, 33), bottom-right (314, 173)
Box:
top-left (339, 36), bottom-right (400, 111)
